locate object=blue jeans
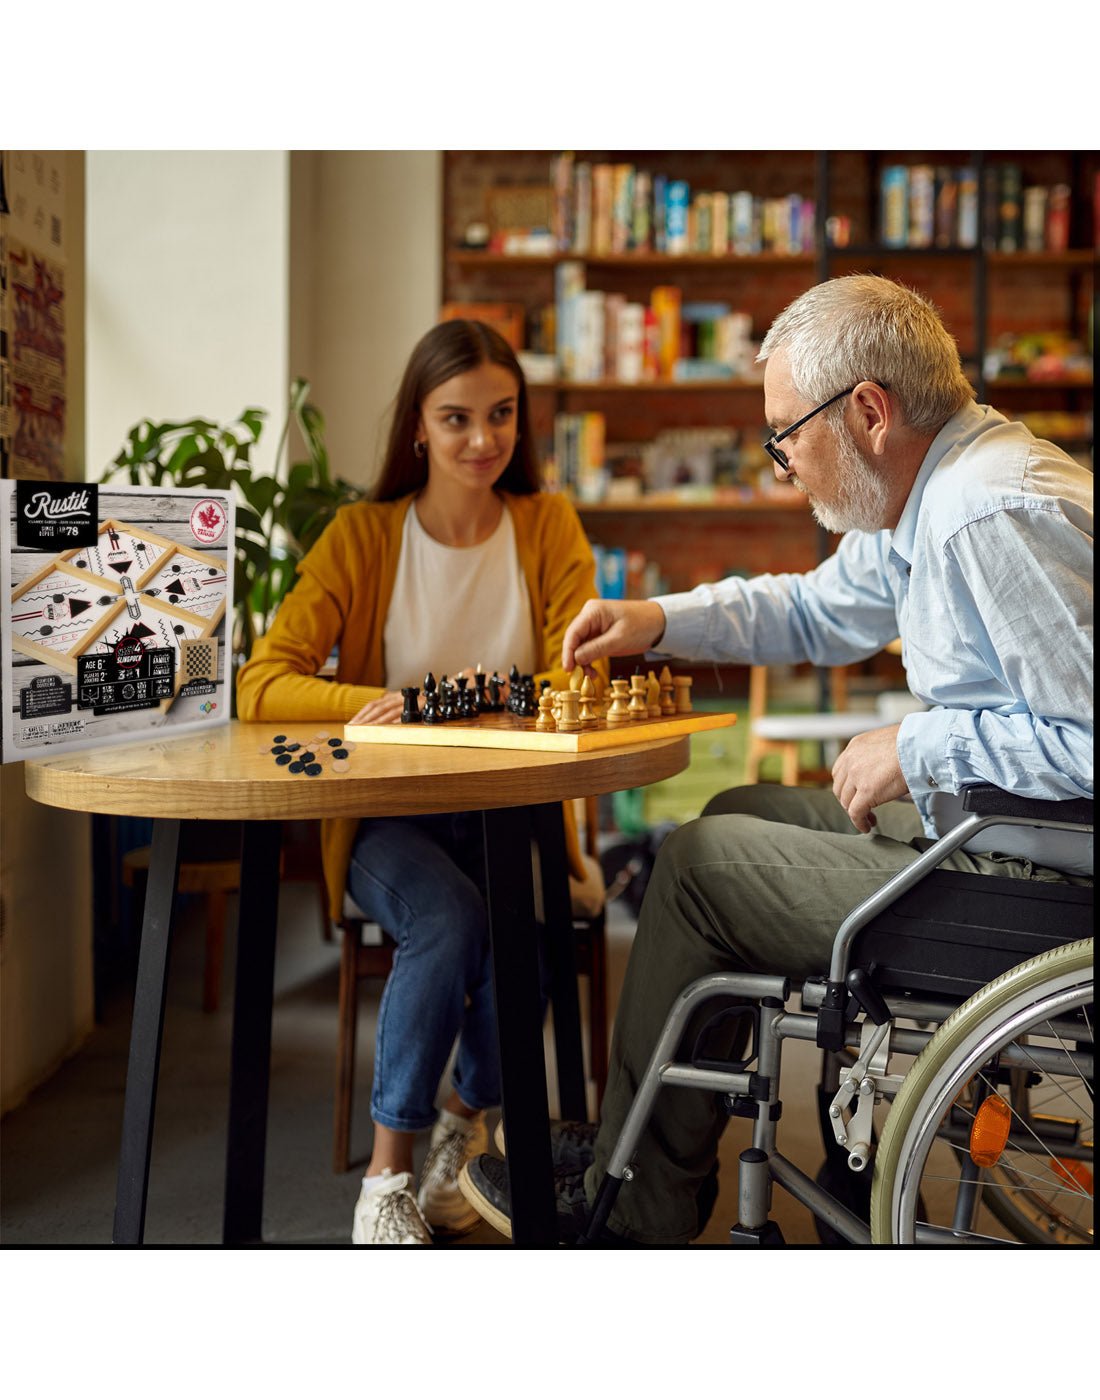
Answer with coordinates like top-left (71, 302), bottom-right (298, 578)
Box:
top-left (347, 812), bottom-right (502, 1132)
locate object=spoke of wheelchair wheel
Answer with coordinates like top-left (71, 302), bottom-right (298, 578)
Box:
top-left (919, 1169), bottom-right (1087, 1203)
top-left (1012, 1039), bottom-right (1094, 1125)
top-left (937, 1063), bottom-right (1094, 1212)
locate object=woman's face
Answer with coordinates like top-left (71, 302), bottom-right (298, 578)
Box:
top-left (415, 360), bottom-right (519, 494)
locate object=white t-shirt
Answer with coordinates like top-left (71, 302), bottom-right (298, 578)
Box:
top-left (383, 501), bottom-right (536, 690)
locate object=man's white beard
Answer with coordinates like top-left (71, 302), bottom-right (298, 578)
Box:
top-left (797, 427), bottom-right (891, 534)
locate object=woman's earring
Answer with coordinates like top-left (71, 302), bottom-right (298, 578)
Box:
top-left (413, 440), bottom-right (426, 458)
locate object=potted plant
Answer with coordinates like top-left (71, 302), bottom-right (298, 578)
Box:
top-left (102, 378), bottom-right (362, 673)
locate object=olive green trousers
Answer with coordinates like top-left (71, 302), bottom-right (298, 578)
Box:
top-left (585, 783), bottom-right (1078, 1245)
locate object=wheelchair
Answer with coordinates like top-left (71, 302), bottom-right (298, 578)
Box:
top-left (584, 785), bottom-right (1094, 1246)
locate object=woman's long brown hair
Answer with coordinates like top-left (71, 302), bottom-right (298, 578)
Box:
top-left (371, 319), bottom-right (541, 502)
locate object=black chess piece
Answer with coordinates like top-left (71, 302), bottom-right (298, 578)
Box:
top-left (488, 672), bottom-right (505, 713)
top-left (458, 676), bottom-right (478, 718)
top-left (512, 672), bottom-right (534, 716)
top-left (400, 686), bottom-right (421, 723)
top-left (474, 668), bottom-right (489, 713)
top-left (440, 676), bottom-right (457, 721)
top-left (422, 672), bottom-right (443, 724)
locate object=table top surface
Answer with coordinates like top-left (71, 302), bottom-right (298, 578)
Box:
top-left (23, 720), bottom-right (693, 820)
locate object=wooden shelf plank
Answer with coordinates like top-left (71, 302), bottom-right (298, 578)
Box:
top-left (575, 494), bottom-right (809, 514)
top-left (528, 378), bottom-right (765, 392)
top-left (447, 250), bottom-right (817, 269)
top-left (988, 376), bottom-right (1093, 390)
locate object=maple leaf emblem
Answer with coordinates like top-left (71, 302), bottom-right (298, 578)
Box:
top-left (199, 504), bottom-right (221, 530)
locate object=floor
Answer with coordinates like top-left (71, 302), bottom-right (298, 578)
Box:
top-left (1, 877), bottom-right (833, 1248)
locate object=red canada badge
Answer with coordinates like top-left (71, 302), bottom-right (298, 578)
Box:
top-left (191, 498), bottom-right (228, 544)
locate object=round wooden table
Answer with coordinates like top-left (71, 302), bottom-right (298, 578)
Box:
top-left (25, 717), bottom-right (691, 818)
top-left (26, 721), bottom-right (692, 1246)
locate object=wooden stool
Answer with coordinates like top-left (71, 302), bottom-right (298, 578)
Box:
top-left (746, 663), bottom-right (877, 786)
top-left (121, 847), bottom-right (240, 1013)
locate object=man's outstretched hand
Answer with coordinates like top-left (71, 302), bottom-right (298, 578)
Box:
top-left (562, 599), bottom-right (668, 673)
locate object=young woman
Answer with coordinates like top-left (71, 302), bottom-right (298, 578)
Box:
top-left (236, 320), bottom-right (602, 1244)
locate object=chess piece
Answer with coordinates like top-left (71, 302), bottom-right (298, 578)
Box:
top-left (673, 675), bottom-right (693, 713)
top-left (487, 673), bottom-right (504, 712)
top-left (659, 664), bottom-right (676, 715)
top-left (400, 686), bottom-right (421, 723)
top-left (513, 673), bottom-right (536, 717)
top-left (551, 690), bottom-right (563, 724)
top-left (592, 673), bottom-right (609, 720)
top-left (421, 672), bottom-right (443, 724)
top-left (646, 670), bottom-right (662, 717)
top-left (606, 678), bottom-right (632, 722)
top-left (628, 672), bottom-right (648, 719)
top-left (455, 675), bottom-right (476, 717)
top-left (579, 674), bottom-right (598, 726)
top-left (570, 665), bottom-right (584, 692)
top-left (535, 691), bottom-right (556, 731)
top-left (556, 687), bottom-right (582, 732)
top-left (474, 666), bottom-right (490, 713)
top-left (440, 676), bottom-right (457, 720)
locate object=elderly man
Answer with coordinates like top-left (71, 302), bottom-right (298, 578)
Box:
top-left (460, 274), bottom-right (1093, 1246)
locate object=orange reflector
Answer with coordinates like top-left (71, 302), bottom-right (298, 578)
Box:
top-left (1050, 1158), bottom-right (1094, 1194)
top-left (969, 1095), bottom-right (1012, 1167)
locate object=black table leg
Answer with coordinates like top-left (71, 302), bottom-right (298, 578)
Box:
top-left (482, 805), bottom-right (557, 1245)
top-left (530, 802), bottom-right (588, 1122)
top-left (113, 818), bottom-right (183, 1244)
top-left (223, 819), bottom-right (283, 1244)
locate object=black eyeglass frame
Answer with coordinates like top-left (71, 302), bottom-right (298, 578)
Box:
top-left (763, 384), bottom-right (858, 475)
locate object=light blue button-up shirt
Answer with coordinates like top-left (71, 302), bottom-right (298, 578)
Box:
top-left (653, 402), bottom-right (1093, 870)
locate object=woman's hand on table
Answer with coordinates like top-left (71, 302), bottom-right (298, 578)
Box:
top-left (348, 691), bottom-right (405, 726)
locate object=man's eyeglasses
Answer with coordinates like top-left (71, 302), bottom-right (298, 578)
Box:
top-left (763, 385), bottom-right (858, 476)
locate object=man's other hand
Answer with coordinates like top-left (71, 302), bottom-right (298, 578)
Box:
top-left (831, 723), bottom-right (908, 833)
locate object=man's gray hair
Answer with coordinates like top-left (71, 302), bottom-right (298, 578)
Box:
top-left (757, 274), bottom-right (975, 433)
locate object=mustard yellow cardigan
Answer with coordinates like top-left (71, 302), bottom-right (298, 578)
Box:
top-left (236, 490), bottom-right (606, 921)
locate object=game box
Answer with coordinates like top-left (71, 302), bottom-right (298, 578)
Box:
top-left (1, 480), bottom-right (234, 762)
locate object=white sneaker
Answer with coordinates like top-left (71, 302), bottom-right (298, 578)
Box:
top-left (351, 1169), bottom-right (432, 1245)
top-left (417, 1108), bottom-right (490, 1234)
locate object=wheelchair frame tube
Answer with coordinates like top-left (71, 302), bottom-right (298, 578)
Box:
top-left (603, 971), bottom-right (789, 1181)
top-left (768, 1153), bottom-right (871, 1245)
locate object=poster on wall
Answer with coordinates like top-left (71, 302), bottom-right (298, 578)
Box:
top-left (0, 151), bottom-right (67, 481)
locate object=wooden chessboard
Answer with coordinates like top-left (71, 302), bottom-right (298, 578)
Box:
top-left (344, 707), bottom-right (736, 753)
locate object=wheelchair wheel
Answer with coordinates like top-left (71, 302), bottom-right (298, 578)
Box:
top-left (870, 939), bottom-right (1093, 1245)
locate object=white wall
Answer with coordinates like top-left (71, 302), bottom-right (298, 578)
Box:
top-left (291, 152), bottom-right (442, 489)
top-left (86, 151), bottom-right (290, 477)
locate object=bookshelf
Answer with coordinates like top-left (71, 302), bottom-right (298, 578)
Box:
top-left (442, 150), bottom-right (1095, 631)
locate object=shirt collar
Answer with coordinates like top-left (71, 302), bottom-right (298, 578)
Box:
top-left (890, 401), bottom-right (987, 564)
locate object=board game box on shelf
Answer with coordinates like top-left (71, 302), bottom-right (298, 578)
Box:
top-left (1, 481), bottom-right (234, 762)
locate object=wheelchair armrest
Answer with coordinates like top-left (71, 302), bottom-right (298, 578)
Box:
top-left (960, 783), bottom-right (1093, 828)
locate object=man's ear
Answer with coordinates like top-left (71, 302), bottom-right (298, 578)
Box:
top-left (853, 380), bottom-right (891, 457)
